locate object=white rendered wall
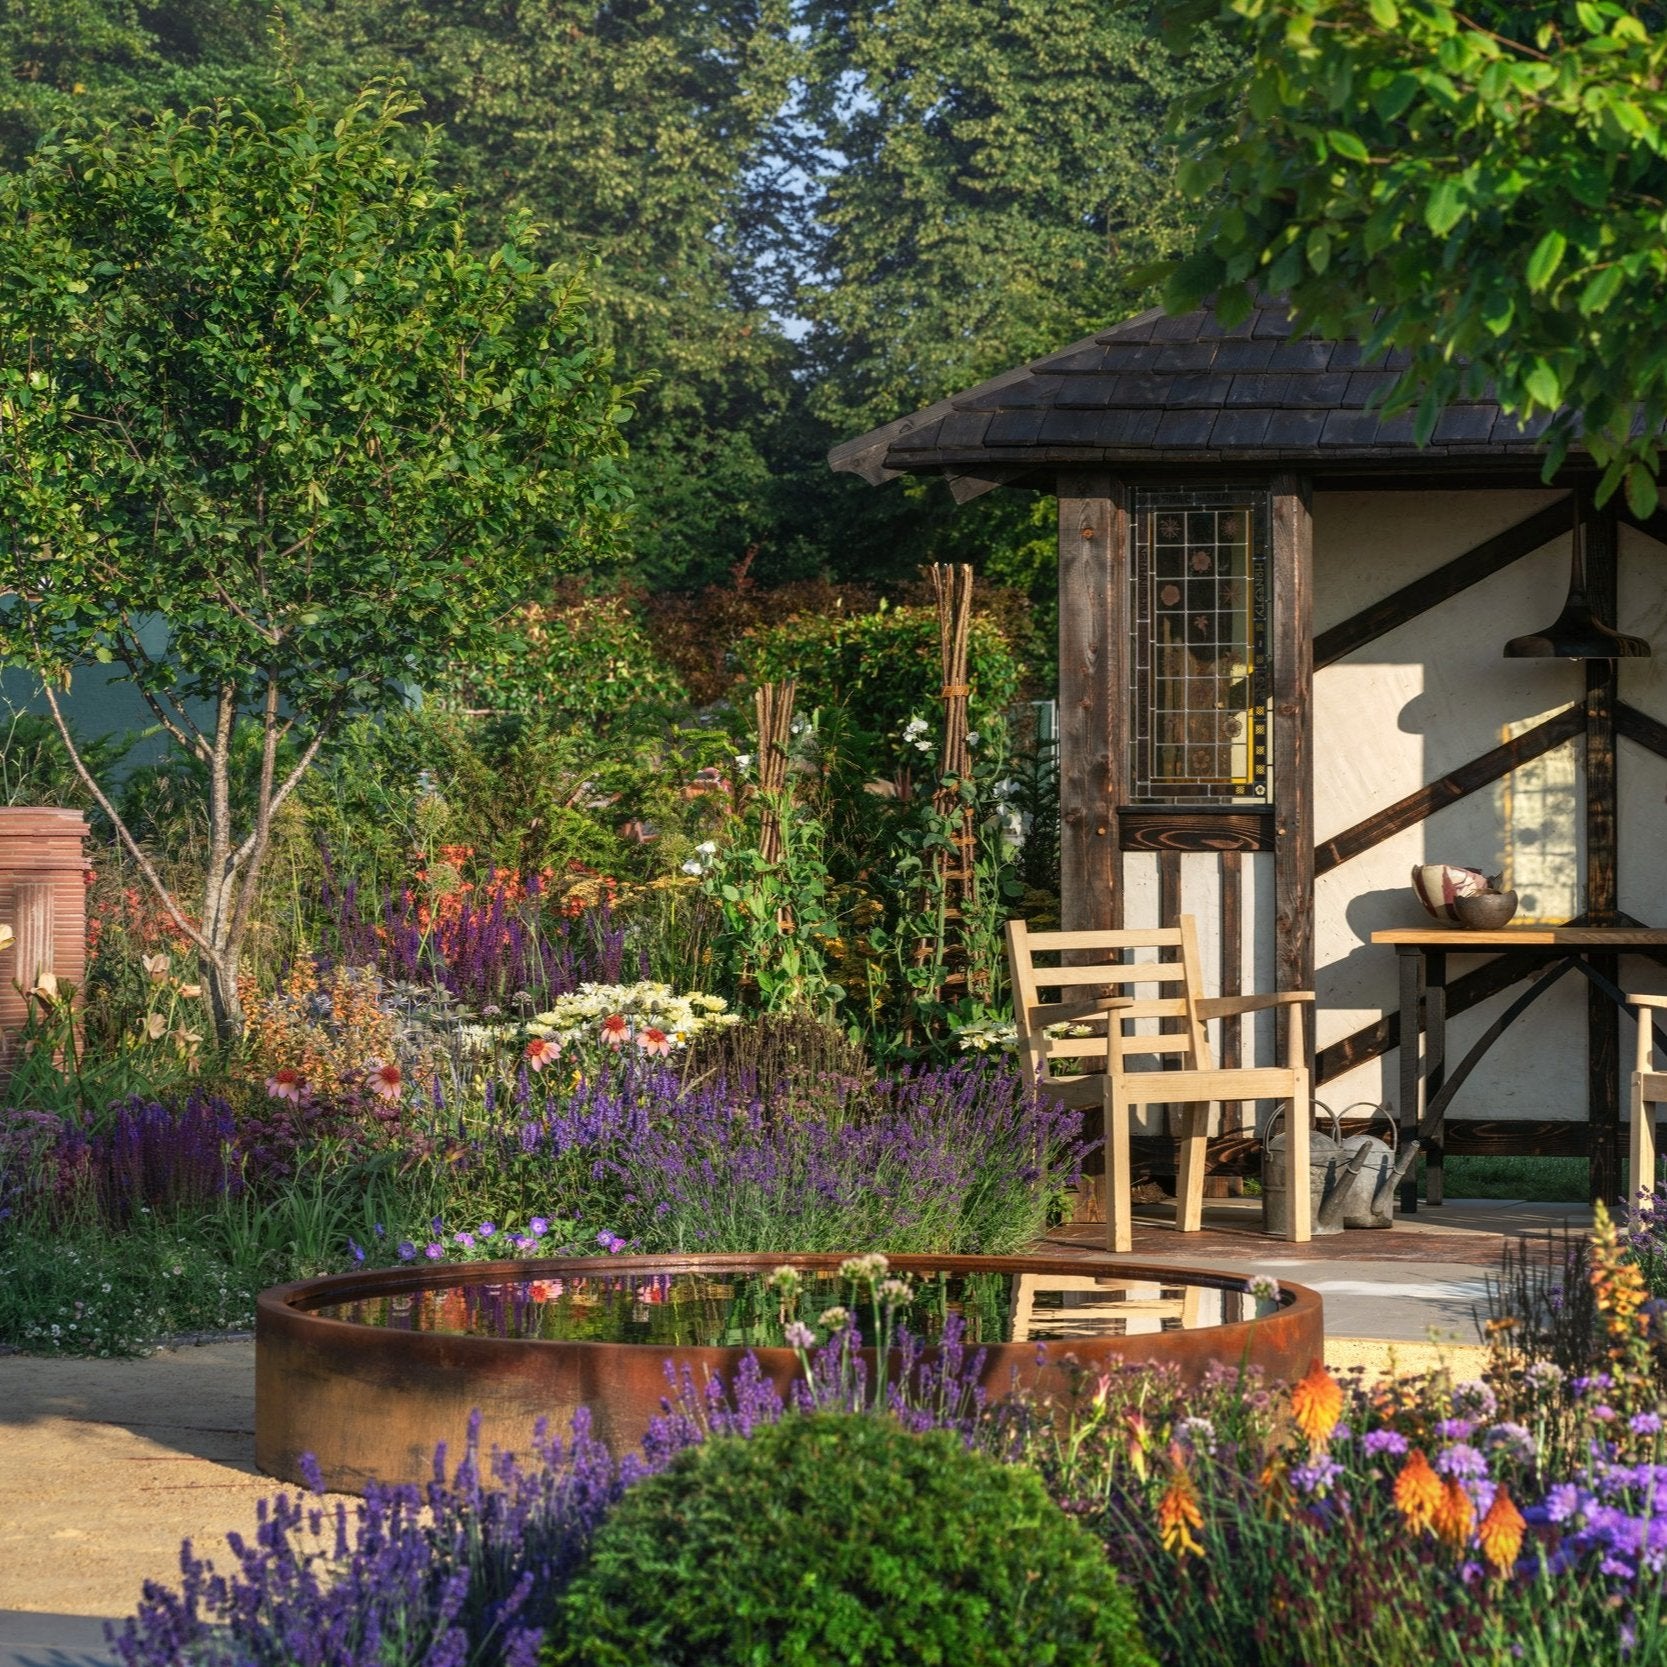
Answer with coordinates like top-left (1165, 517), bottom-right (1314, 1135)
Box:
top-left (1313, 491), bottom-right (1667, 1126)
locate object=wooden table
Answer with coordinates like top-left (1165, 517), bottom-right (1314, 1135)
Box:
top-left (1372, 926), bottom-right (1667, 1208)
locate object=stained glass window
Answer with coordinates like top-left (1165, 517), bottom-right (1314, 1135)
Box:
top-left (1130, 491), bottom-right (1271, 804)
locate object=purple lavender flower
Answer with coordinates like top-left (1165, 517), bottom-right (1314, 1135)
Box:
top-left (530, 1218), bottom-right (549, 1237)
top-left (397, 1242), bottom-right (418, 1262)
top-left (1363, 1429), bottom-right (1409, 1458)
top-left (1630, 1412), bottom-right (1663, 1436)
top-left (425, 1243), bottom-right (445, 1261)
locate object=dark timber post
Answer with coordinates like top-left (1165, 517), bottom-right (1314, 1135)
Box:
top-left (1586, 495), bottom-right (1622, 1201)
top-left (1057, 472), bottom-right (1128, 932)
top-left (1271, 476), bottom-right (1316, 1065)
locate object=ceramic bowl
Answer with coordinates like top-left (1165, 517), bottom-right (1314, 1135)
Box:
top-left (1410, 863), bottom-right (1489, 922)
top-left (1454, 890), bottom-right (1519, 930)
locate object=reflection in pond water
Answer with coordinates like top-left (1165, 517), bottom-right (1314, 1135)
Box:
top-left (311, 1268), bottom-right (1277, 1348)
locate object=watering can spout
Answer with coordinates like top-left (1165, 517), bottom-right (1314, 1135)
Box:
top-left (1317, 1142), bottom-right (1372, 1230)
top-left (1374, 1139), bottom-right (1421, 1215)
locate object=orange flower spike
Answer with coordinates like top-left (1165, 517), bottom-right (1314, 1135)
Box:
top-left (1432, 1477), bottom-right (1476, 1552)
top-left (1291, 1360), bottom-right (1344, 1453)
top-left (1157, 1460), bottom-right (1206, 1560)
top-left (1392, 1449), bottom-right (1444, 1535)
top-left (1477, 1485), bottom-right (1526, 1577)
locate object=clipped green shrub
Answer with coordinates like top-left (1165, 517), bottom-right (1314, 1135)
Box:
top-left (548, 1412), bottom-right (1153, 1667)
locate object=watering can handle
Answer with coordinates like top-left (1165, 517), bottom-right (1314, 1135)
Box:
top-left (1333, 1100), bottom-right (1398, 1153)
top-left (1259, 1098), bottom-right (1343, 1150)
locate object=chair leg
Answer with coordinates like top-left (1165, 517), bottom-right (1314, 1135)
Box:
top-left (1175, 1102), bottom-right (1209, 1234)
top-left (1105, 1084), bottom-right (1133, 1254)
top-left (1630, 1076), bottom-right (1657, 1203)
top-left (1284, 1072), bottom-right (1312, 1243)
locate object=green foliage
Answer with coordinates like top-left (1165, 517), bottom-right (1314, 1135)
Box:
top-left (735, 603), bottom-right (1022, 781)
top-left (0, 1215), bottom-right (258, 1355)
top-left (0, 702), bottom-right (122, 814)
top-left (1161, 1), bottom-right (1667, 514)
top-left (797, 0), bottom-right (1240, 437)
top-left (0, 83), bottom-right (630, 720)
top-left (704, 788), bottom-right (844, 1014)
top-left (443, 592), bottom-right (689, 734)
top-left (0, 83), bottom-right (631, 1029)
top-left (297, 704), bottom-right (734, 890)
top-left (287, 0), bottom-right (807, 591)
top-left (550, 1411), bottom-right (1153, 1667)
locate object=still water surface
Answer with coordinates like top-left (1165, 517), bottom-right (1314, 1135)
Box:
top-left (312, 1267), bottom-right (1277, 1348)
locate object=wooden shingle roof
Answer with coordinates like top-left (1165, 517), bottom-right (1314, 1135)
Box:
top-left (828, 294), bottom-right (1556, 500)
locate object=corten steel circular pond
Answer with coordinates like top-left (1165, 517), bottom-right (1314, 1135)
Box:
top-left (257, 1253), bottom-right (1324, 1492)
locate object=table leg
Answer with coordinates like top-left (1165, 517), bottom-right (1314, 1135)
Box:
top-left (1425, 949), bottom-right (1447, 1206)
top-left (1398, 946), bottom-right (1423, 1215)
top-left (1590, 950), bottom-right (1621, 1203)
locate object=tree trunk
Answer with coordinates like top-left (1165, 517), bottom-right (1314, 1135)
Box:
top-left (201, 946), bottom-right (244, 1041)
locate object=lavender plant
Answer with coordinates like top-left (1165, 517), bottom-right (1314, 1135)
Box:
top-left (425, 1057), bottom-right (1087, 1257)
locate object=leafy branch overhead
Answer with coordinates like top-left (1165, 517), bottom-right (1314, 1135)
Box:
top-left (1160, 0), bottom-right (1667, 513)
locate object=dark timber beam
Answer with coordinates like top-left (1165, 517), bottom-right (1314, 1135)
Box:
top-left (1314, 498), bottom-right (1570, 670)
top-left (1272, 474), bottom-right (1315, 1059)
top-left (1586, 500), bottom-right (1622, 1200)
top-left (1617, 701), bottom-right (1667, 760)
top-left (1056, 471), bottom-right (1127, 931)
top-left (1314, 704), bottom-right (1584, 877)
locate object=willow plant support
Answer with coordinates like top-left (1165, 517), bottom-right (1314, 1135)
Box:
top-left (926, 563), bottom-right (979, 998)
top-left (753, 678), bottom-right (796, 867)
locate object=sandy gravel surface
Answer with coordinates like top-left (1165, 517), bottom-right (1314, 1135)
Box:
top-left (0, 1327), bottom-right (1497, 1620)
top-left (0, 1340), bottom-right (305, 1619)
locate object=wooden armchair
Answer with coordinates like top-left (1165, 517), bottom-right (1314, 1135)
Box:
top-left (1628, 993), bottom-right (1667, 1199)
top-left (1005, 915), bottom-right (1316, 1251)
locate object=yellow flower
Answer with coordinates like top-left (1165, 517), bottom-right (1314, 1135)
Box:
top-left (1392, 1449), bottom-right (1443, 1535)
top-left (1477, 1484), bottom-right (1526, 1577)
top-left (1157, 1461), bottom-right (1205, 1560)
top-left (1290, 1360), bottom-right (1343, 1453)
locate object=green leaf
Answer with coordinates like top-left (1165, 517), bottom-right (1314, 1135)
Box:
top-left (1626, 462), bottom-right (1660, 520)
top-left (1526, 230), bottom-right (1567, 293)
top-left (1425, 178), bottom-right (1465, 235)
top-left (1579, 265), bottom-right (1625, 315)
top-left (1326, 129), bottom-right (1371, 162)
top-left (1525, 360), bottom-right (1563, 407)
top-left (1367, 0), bottom-right (1400, 25)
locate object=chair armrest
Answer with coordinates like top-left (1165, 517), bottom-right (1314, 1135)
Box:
top-left (1631, 993), bottom-right (1667, 1012)
top-left (1195, 991), bottom-right (1316, 1020)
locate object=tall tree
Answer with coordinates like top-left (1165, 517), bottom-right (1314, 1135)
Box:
top-left (793, 0), bottom-right (1239, 586)
top-left (1162, 1), bottom-right (1667, 513)
top-left (296, 0), bottom-right (808, 587)
top-left (0, 87), bottom-right (630, 1035)
top-left (797, 0), bottom-right (1240, 436)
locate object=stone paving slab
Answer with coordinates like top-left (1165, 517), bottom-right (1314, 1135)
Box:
top-left (0, 1611), bottom-right (117, 1667)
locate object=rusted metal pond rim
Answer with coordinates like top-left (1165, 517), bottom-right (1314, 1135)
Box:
top-left (257, 1252), bottom-right (1324, 1493)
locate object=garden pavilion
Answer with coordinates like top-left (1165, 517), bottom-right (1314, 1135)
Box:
top-left (831, 293), bottom-right (1667, 1209)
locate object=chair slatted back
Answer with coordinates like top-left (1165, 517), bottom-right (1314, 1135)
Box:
top-left (1005, 918), bottom-right (1215, 1093)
